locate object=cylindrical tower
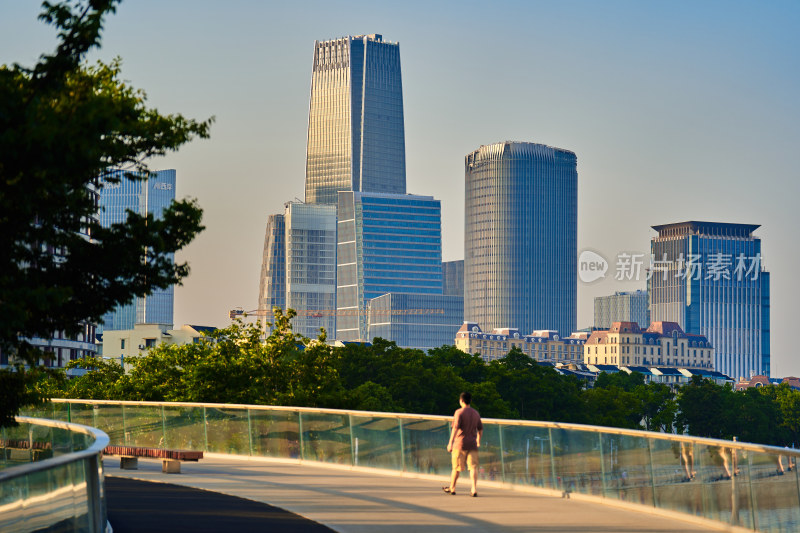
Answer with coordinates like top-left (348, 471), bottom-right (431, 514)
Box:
top-left (464, 141), bottom-right (577, 336)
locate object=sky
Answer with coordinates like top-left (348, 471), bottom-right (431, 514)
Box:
top-left (2, 1), bottom-right (799, 376)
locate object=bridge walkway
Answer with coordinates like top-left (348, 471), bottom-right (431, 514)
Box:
top-left (103, 455), bottom-right (722, 532)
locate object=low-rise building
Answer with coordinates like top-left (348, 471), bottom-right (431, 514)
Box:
top-left (735, 375), bottom-right (800, 391)
top-left (583, 321), bottom-right (714, 370)
top-left (100, 323), bottom-right (215, 370)
top-left (455, 322), bottom-right (587, 364)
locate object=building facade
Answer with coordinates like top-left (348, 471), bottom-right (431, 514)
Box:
top-left (257, 213), bottom-right (286, 333)
top-left (305, 34), bottom-right (406, 205)
top-left (337, 191), bottom-right (443, 341)
top-left (594, 290), bottom-right (649, 329)
top-left (455, 322), bottom-right (587, 364)
top-left (284, 203), bottom-right (337, 339)
top-left (98, 169), bottom-right (176, 332)
top-left (442, 259), bottom-right (464, 297)
top-left (257, 203), bottom-right (337, 339)
top-left (648, 221), bottom-right (770, 379)
top-left (583, 321), bottom-right (714, 370)
top-left (101, 324), bottom-right (215, 371)
top-left (464, 141), bottom-right (577, 337)
top-left (367, 292), bottom-right (463, 352)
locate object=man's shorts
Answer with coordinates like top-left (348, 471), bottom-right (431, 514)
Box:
top-left (452, 448), bottom-right (479, 472)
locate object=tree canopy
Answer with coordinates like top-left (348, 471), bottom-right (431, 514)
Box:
top-left (0, 0), bottom-right (212, 426)
top-left (35, 314), bottom-right (800, 448)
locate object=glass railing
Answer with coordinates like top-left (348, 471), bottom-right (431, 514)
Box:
top-left (0, 416), bottom-right (109, 532)
top-left (26, 399), bottom-right (800, 532)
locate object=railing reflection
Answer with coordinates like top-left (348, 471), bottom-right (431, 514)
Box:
top-left (0, 416), bottom-right (109, 532)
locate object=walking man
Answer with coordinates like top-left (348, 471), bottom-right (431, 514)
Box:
top-left (444, 392), bottom-right (483, 497)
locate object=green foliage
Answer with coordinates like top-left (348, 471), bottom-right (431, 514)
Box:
top-left (27, 312), bottom-right (800, 447)
top-left (1, 1), bottom-right (211, 426)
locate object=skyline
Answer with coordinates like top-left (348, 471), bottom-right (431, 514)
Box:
top-left (2, 1), bottom-right (798, 375)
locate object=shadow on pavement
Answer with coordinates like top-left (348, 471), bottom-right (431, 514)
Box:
top-left (105, 476), bottom-right (335, 533)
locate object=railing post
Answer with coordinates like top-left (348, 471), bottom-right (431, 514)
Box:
top-left (28, 424), bottom-right (34, 463)
top-left (121, 404), bottom-right (128, 446)
top-left (730, 443), bottom-right (739, 527)
top-left (161, 405), bottom-right (167, 448)
top-left (795, 455), bottom-right (800, 524)
top-left (84, 454), bottom-right (103, 532)
top-left (67, 401), bottom-right (72, 423)
top-left (202, 406), bottom-right (209, 452)
top-left (1, 426), bottom-right (7, 467)
top-left (747, 453), bottom-right (757, 531)
top-left (298, 411), bottom-right (305, 461)
top-left (548, 428), bottom-right (557, 490)
top-left (647, 439), bottom-right (656, 506)
top-left (498, 425), bottom-right (506, 483)
top-left (348, 414), bottom-right (356, 466)
top-left (598, 433), bottom-right (607, 497)
top-left (247, 409), bottom-right (254, 456)
top-left (398, 419), bottom-right (406, 472)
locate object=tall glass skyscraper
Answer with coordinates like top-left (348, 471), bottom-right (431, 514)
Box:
top-left (257, 213), bottom-right (286, 333)
top-left (305, 34), bottom-right (406, 205)
top-left (257, 203), bottom-right (337, 339)
top-left (464, 142), bottom-right (577, 337)
top-left (648, 221), bottom-right (770, 379)
top-left (98, 169), bottom-right (176, 332)
top-left (337, 192), bottom-right (442, 340)
top-left (284, 203), bottom-right (337, 339)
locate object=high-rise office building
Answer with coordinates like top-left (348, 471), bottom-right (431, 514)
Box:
top-left (464, 142), bottom-right (577, 337)
top-left (257, 203), bottom-right (337, 339)
top-left (305, 34), bottom-right (406, 205)
top-left (337, 191), bottom-right (443, 341)
top-left (284, 203), bottom-right (337, 339)
top-left (648, 221), bottom-right (770, 379)
top-left (594, 290), bottom-right (649, 329)
top-left (98, 169), bottom-right (176, 332)
top-left (257, 213), bottom-right (286, 333)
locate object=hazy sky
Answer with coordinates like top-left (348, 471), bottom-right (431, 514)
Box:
top-left (3, 1), bottom-right (798, 376)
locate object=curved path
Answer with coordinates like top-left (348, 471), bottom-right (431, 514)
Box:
top-left (103, 455), bottom-right (724, 532)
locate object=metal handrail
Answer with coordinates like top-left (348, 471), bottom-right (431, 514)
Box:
top-left (0, 416), bottom-right (110, 482)
top-left (49, 397), bottom-right (799, 458)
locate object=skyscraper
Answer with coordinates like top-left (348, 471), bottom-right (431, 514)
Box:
top-left (337, 191), bottom-right (443, 341)
top-left (464, 142), bottom-right (577, 337)
top-left (284, 203), bottom-right (337, 339)
top-left (98, 169), bottom-right (176, 332)
top-left (305, 34), bottom-right (406, 205)
top-left (648, 221), bottom-right (770, 379)
top-left (257, 213), bottom-right (286, 333)
top-left (257, 203), bottom-right (337, 339)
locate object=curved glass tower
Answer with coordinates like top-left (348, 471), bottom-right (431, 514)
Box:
top-left (464, 142), bottom-right (577, 337)
top-left (305, 34), bottom-right (406, 205)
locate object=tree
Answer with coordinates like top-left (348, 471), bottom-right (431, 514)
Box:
top-left (0, 0), bottom-right (212, 426)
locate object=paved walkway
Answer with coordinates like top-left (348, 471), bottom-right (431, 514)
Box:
top-left (103, 455), bottom-right (722, 532)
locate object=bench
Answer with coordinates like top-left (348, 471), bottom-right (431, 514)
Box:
top-left (103, 445), bottom-right (203, 474)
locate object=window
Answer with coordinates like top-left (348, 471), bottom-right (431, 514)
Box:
top-left (120, 339), bottom-right (125, 349)
top-left (144, 338), bottom-right (157, 348)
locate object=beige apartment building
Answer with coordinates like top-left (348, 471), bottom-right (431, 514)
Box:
top-left (455, 322), bottom-right (587, 364)
top-left (100, 324), bottom-right (215, 370)
top-left (584, 321), bottom-right (713, 369)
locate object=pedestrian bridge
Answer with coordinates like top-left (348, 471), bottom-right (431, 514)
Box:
top-left (13, 399), bottom-right (800, 532)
